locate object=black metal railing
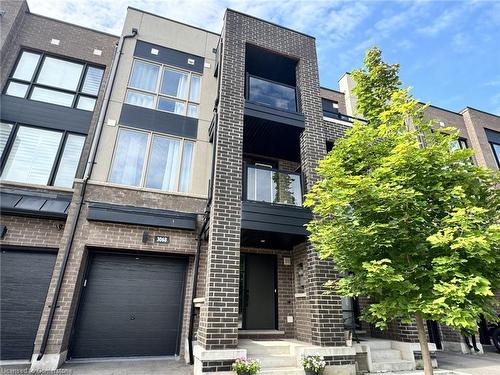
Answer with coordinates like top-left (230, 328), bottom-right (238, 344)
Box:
top-left (323, 110), bottom-right (368, 124)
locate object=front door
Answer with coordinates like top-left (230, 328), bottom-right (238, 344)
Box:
top-left (239, 253), bottom-right (277, 330)
top-left (427, 320), bottom-right (442, 350)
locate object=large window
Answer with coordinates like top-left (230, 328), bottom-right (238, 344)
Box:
top-left (108, 127), bottom-right (194, 193)
top-left (125, 59), bottom-right (201, 118)
top-left (247, 75), bottom-right (297, 112)
top-left (5, 50), bottom-right (104, 111)
top-left (491, 142), bottom-right (500, 167)
top-left (0, 122), bottom-right (85, 188)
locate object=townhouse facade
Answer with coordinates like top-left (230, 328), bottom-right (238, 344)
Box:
top-left (1, 2), bottom-right (500, 374)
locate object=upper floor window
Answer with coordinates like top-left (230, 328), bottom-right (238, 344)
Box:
top-left (247, 75), bottom-right (297, 112)
top-left (125, 59), bottom-right (201, 118)
top-left (485, 128), bottom-right (500, 168)
top-left (450, 138), bottom-right (468, 151)
top-left (0, 122), bottom-right (85, 188)
top-left (491, 142), bottom-right (500, 168)
top-left (108, 127), bottom-right (194, 193)
top-left (5, 50), bottom-right (104, 111)
top-left (322, 98), bottom-right (339, 115)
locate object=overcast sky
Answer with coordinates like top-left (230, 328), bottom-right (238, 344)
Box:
top-left (27, 0), bottom-right (500, 115)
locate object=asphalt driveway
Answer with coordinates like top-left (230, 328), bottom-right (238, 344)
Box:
top-left (0, 358), bottom-right (193, 375)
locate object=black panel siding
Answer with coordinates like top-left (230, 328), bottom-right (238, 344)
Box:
top-left (0, 249), bottom-right (57, 360)
top-left (1, 95), bottom-right (92, 134)
top-left (70, 252), bottom-right (187, 358)
top-left (241, 200), bottom-right (311, 235)
top-left (86, 202), bottom-right (197, 230)
top-left (134, 40), bottom-right (205, 73)
top-left (0, 189), bottom-right (71, 219)
top-left (119, 104), bottom-right (198, 139)
top-left (244, 101), bottom-right (305, 129)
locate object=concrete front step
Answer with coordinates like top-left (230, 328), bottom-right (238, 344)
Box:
top-left (260, 367), bottom-right (305, 375)
top-left (370, 349), bottom-right (402, 361)
top-left (371, 360), bottom-right (414, 372)
top-left (365, 340), bottom-right (393, 350)
top-left (259, 354), bottom-right (298, 368)
top-left (241, 340), bottom-right (292, 355)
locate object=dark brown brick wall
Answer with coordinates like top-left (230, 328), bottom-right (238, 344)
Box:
top-left (462, 108), bottom-right (500, 169)
top-left (0, 215), bottom-right (65, 249)
top-left (292, 243), bottom-right (312, 343)
top-left (197, 9), bottom-right (347, 351)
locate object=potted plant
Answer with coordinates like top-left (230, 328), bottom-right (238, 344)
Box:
top-left (301, 355), bottom-right (326, 375)
top-left (232, 357), bottom-right (261, 375)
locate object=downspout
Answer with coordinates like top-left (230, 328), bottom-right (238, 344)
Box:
top-left (188, 118), bottom-right (217, 365)
top-left (188, 36), bottom-right (222, 365)
top-left (36, 28), bottom-right (138, 361)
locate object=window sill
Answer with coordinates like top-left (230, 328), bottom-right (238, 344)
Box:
top-left (87, 180), bottom-right (208, 200)
top-left (294, 292), bottom-right (307, 298)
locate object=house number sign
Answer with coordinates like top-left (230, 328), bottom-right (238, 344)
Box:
top-left (154, 235), bottom-right (170, 244)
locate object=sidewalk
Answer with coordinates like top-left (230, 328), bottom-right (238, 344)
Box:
top-left (436, 348), bottom-right (500, 375)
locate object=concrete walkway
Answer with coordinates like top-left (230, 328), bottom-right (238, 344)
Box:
top-left (436, 348), bottom-right (500, 375)
top-left (0, 358), bottom-right (193, 375)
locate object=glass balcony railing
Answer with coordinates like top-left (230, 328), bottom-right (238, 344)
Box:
top-left (247, 75), bottom-right (297, 112)
top-left (245, 165), bottom-right (303, 206)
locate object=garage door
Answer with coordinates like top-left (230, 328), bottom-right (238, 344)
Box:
top-left (1, 249), bottom-right (57, 360)
top-left (69, 252), bottom-right (187, 359)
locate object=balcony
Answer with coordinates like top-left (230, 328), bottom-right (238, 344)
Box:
top-left (241, 164), bottom-right (311, 249)
top-left (244, 164), bottom-right (302, 206)
top-left (245, 74), bottom-right (304, 129)
top-left (248, 75), bottom-right (298, 113)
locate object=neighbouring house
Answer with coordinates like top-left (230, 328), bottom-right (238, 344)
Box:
top-left (1, 2), bottom-right (500, 374)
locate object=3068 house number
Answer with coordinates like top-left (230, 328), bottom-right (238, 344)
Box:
top-left (154, 235), bottom-right (170, 244)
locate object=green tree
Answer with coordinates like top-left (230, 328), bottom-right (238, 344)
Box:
top-left (305, 47), bottom-right (500, 375)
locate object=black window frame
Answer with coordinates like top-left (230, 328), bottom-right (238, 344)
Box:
top-left (4, 48), bottom-right (105, 111)
top-left (0, 121), bottom-right (86, 187)
top-left (490, 141), bottom-right (500, 168)
top-left (245, 73), bottom-right (300, 114)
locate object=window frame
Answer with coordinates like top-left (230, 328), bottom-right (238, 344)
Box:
top-left (490, 141), bottom-right (500, 168)
top-left (107, 126), bottom-right (195, 193)
top-left (4, 48), bottom-right (105, 111)
top-left (124, 58), bottom-right (202, 118)
top-left (0, 122), bottom-right (86, 187)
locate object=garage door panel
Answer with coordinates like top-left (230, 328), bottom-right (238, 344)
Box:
top-left (70, 252), bottom-right (187, 359)
top-left (73, 311), bottom-right (184, 335)
top-left (0, 250), bottom-right (57, 360)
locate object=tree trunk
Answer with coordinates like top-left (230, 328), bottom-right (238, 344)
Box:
top-left (415, 313), bottom-right (433, 375)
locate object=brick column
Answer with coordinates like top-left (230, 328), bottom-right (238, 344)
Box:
top-left (196, 20), bottom-right (245, 351)
top-left (306, 246), bottom-right (345, 346)
top-left (296, 34), bottom-right (346, 347)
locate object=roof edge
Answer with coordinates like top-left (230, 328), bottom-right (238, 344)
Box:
top-left (28, 12), bottom-right (119, 38)
top-left (127, 6), bottom-right (220, 36)
top-left (225, 8), bottom-right (315, 39)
